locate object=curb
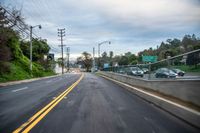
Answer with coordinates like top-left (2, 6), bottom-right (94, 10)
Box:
top-left (0, 74), bottom-right (61, 87)
top-left (99, 74), bottom-right (200, 129)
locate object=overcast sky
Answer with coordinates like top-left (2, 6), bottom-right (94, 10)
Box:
top-left (2, 0), bottom-right (200, 59)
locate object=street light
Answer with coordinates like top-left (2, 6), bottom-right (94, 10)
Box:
top-left (30, 25), bottom-right (42, 72)
top-left (98, 41), bottom-right (111, 69)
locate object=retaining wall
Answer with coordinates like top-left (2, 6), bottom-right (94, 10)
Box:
top-left (99, 71), bottom-right (200, 107)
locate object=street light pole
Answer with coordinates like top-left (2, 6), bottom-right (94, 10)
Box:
top-left (92, 47), bottom-right (95, 73)
top-left (98, 41), bottom-right (111, 70)
top-left (30, 25), bottom-right (42, 72)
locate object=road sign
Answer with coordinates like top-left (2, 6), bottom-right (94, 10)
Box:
top-left (47, 53), bottom-right (54, 61)
top-left (142, 56), bottom-right (157, 63)
top-left (103, 63), bottom-right (109, 68)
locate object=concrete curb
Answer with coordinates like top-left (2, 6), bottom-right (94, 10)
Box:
top-left (98, 72), bottom-right (200, 107)
top-left (99, 74), bottom-right (200, 129)
top-left (0, 74), bottom-right (61, 87)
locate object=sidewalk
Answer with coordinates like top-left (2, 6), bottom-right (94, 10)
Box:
top-left (0, 74), bottom-right (61, 87)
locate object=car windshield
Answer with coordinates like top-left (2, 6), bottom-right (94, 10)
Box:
top-left (131, 67), bottom-right (140, 71)
top-left (160, 68), bottom-right (169, 72)
top-left (173, 69), bottom-right (180, 72)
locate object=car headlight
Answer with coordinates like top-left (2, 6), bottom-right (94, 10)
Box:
top-left (132, 71), bottom-right (136, 74)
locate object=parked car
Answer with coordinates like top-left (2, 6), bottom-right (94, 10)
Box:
top-left (117, 68), bottom-right (126, 74)
top-left (142, 68), bottom-right (149, 74)
top-left (125, 67), bottom-right (144, 77)
top-left (155, 68), bottom-right (178, 78)
top-left (171, 68), bottom-right (185, 76)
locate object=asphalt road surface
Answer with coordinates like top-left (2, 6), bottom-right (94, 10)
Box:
top-left (0, 73), bottom-right (199, 133)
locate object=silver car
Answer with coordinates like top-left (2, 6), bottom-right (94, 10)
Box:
top-left (126, 67), bottom-right (144, 77)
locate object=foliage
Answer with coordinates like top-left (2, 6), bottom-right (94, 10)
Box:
top-left (96, 34), bottom-right (200, 71)
top-left (98, 51), bottom-right (138, 67)
top-left (20, 39), bottom-right (50, 62)
top-left (77, 52), bottom-right (92, 72)
top-left (138, 34), bottom-right (200, 62)
top-left (0, 7), bottom-right (55, 82)
top-left (0, 62), bottom-right (31, 82)
top-left (118, 56), bottom-right (129, 65)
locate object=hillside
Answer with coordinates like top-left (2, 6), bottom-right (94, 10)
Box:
top-left (0, 7), bottom-right (55, 82)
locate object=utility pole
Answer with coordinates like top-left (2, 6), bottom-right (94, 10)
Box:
top-left (92, 47), bottom-right (95, 72)
top-left (58, 28), bottom-right (66, 74)
top-left (66, 47), bottom-right (70, 72)
top-left (98, 44), bottom-right (100, 69)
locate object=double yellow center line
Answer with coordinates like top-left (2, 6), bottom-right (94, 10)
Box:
top-left (13, 74), bottom-right (84, 133)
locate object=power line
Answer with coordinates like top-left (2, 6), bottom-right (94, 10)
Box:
top-left (0, 5), bottom-right (40, 38)
top-left (1, 4), bottom-right (67, 63)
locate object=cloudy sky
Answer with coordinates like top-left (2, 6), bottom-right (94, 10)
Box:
top-left (1, 0), bottom-right (200, 59)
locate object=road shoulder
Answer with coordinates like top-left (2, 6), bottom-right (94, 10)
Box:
top-left (0, 74), bottom-right (61, 87)
top-left (98, 74), bottom-right (200, 129)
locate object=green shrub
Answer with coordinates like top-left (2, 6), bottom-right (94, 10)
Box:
top-left (0, 61), bottom-right (11, 74)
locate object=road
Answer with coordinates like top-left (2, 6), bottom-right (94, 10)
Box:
top-left (0, 73), bottom-right (199, 133)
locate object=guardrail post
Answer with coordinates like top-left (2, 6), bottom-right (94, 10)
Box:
top-left (148, 64), bottom-right (151, 80)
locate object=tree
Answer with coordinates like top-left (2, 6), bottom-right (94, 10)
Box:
top-left (186, 52), bottom-right (200, 67)
top-left (57, 58), bottom-right (62, 67)
top-left (0, 6), bottom-right (28, 32)
top-left (112, 55), bottom-right (121, 64)
top-left (119, 56), bottom-right (129, 65)
top-left (20, 39), bottom-right (50, 62)
top-left (109, 51), bottom-right (114, 66)
top-left (129, 54), bottom-right (137, 64)
top-left (109, 51), bottom-right (113, 59)
top-left (0, 7), bottom-right (9, 28)
top-left (124, 52), bottom-right (132, 57)
top-left (101, 51), bottom-right (108, 58)
top-left (77, 52), bottom-right (92, 72)
top-left (0, 7), bottom-right (13, 62)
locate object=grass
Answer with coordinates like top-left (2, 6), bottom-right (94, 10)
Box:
top-left (0, 62), bottom-right (56, 83)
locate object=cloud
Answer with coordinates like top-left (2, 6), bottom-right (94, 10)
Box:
top-left (2, 0), bottom-right (200, 60)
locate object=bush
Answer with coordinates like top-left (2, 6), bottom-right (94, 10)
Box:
top-left (0, 61), bottom-right (11, 74)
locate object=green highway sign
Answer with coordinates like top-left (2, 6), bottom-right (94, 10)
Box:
top-left (142, 56), bottom-right (157, 63)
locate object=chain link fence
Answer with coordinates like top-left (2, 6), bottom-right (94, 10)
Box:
top-left (102, 49), bottom-right (200, 80)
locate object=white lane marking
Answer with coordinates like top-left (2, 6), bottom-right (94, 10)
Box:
top-left (12, 87), bottom-right (29, 92)
top-left (100, 75), bottom-right (200, 116)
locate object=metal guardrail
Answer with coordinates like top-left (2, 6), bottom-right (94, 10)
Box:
top-left (102, 49), bottom-right (200, 80)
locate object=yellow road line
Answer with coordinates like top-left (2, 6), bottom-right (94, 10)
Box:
top-left (13, 74), bottom-right (84, 133)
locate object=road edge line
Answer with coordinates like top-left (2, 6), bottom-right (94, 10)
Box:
top-left (99, 74), bottom-right (200, 129)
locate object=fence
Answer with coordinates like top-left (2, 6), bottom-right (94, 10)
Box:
top-left (102, 49), bottom-right (200, 80)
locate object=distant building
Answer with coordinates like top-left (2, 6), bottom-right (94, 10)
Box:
top-left (113, 62), bottom-right (118, 67)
